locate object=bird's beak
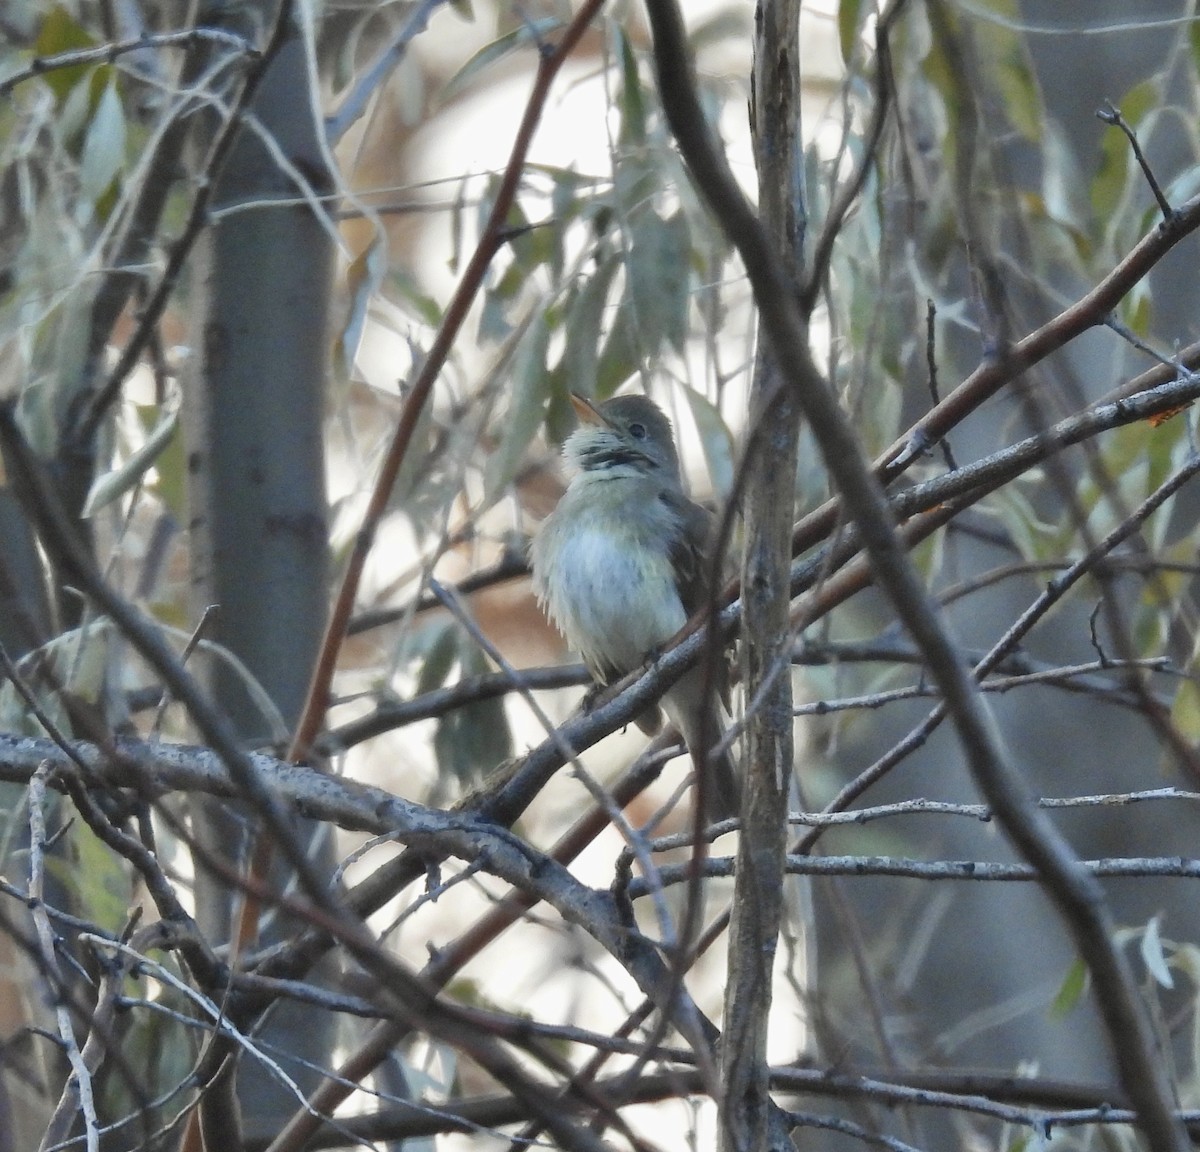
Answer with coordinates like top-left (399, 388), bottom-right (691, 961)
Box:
top-left (570, 393), bottom-right (608, 428)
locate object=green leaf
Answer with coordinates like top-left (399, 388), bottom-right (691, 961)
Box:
top-left (975, 0), bottom-right (1043, 143)
top-left (507, 210), bottom-right (555, 274)
top-left (1192, 7), bottom-right (1200, 82)
top-left (1170, 671), bottom-right (1200, 745)
top-left (837, 0), bottom-right (866, 65)
top-left (679, 389), bottom-right (734, 500)
top-left (478, 258), bottom-right (526, 344)
top-left (561, 252), bottom-right (621, 402)
top-left (148, 395), bottom-right (187, 520)
top-left (1119, 278), bottom-right (1153, 338)
top-left (34, 5), bottom-right (98, 105)
top-left (67, 819), bottom-right (132, 934)
top-left (0, 623), bottom-right (115, 738)
top-left (982, 482), bottom-right (1057, 562)
top-left (595, 293), bottom-right (638, 399)
top-left (440, 18), bottom-right (562, 105)
top-left (336, 235), bottom-right (387, 381)
top-left (613, 24), bottom-right (646, 146)
top-left (484, 314), bottom-right (551, 501)
top-left (1049, 956), bottom-right (1088, 1018)
top-left (83, 397), bottom-right (179, 517)
top-left (478, 284), bottom-right (513, 343)
top-left (416, 619), bottom-right (460, 694)
top-left (549, 171), bottom-right (580, 282)
top-left (626, 208), bottom-right (691, 353)
top-left (390, 267), bottom-right (443, 327)
top-left (435, 647), bottom-right (512, 782)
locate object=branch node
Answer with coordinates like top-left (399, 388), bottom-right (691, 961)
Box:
top-left (1096, 99), bottom-right (1173, 224)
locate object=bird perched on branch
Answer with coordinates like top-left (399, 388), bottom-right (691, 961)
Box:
top-left (531, 393), bottom-right (738, 820)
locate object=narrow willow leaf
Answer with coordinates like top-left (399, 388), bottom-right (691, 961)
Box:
top-left (440, 18), bottom-right (562, 106)
top-left (1169, 678), bottom-right (1200, 745)
top-left (975, 0), bottom-right (1043, 143)
top-left (837, 0), bottom-right (866, 65)
top-left (34, 4), bottom-right (97, 104)
top-left (561, 251), bottom-right (621, 401)
top-left (626, 208), bottom-right (690, 353)
top-left (83, 398), bottom-right (179, 517)
top-left (391, 267), bottom-right (443, 327)
top-left (484, 314), bottom-right (551, 501)
top-left (149, 395), bottom-right (188, 521)
top-left (416, 619), bottom-right (460, 694)
top-left (66, 820), bottom-right (132, 933)
top-left (435, 646), bottom-right (512, 783)
top-left (336, 234), bottom-right (387, 381)
top-left (1049, 957), bottom-right (1088, 1017)
top-left (595, 291), bottom-right (638, 399)
top-left (614, 24), bottom-right (646, 146)
top-left (679, 389), bottom-right (734, 499)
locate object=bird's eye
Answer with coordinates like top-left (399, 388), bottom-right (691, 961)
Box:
top-left (629, 422), bottom-right (647, 439)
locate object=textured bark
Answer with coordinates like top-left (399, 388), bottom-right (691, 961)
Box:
top-left (182, 2), bottom-right (336, 1136)
top-left (720, 4), bottom-right (804, 1151)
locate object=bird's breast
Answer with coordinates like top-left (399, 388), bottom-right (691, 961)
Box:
top-left (533, 494), bottom-right (688, 674)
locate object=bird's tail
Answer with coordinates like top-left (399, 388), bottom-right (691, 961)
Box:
top-left (664, 668), bottom-right (740, 822)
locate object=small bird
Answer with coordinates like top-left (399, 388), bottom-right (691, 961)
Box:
top-left (530, 393), bottom-right (738, 820)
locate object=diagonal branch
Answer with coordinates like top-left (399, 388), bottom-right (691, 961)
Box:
top-left (288, 0), bottom-right (608, 762)
top-left (641, 1), bottom-right (1188, 1148)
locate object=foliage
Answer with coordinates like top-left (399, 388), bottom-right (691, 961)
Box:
top-left (1, 1), bottom-right (1200, 1150)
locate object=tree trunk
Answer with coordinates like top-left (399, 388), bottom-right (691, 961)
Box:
top-left (182, 3), bottom-right (336, 1135)
top-left (721, 3), bottom-right (804, 1151)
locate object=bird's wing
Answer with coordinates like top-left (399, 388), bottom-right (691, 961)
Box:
top-left (661, 491), bottom-right (719, 616)
top-left (661, 490), bottom-right (731, 710)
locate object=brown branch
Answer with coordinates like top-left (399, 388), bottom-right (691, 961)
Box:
top-left (288, 0), bottom-right (607, 762)
top-left (642, 1), bottom-right (1189, 1148)
top-left (219, 747), bottom-right (673, 1151)
top-left (721, 0), bottom-right (803, 1148)
top-left (244, 1063), bottom-right (1200, 1150)
top-left (791, 210), bottom-right (1200, 559)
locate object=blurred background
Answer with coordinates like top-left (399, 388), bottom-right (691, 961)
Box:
top-left (3, 1), bottom-right (1200, 1148)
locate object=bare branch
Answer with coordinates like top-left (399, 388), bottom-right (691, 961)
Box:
top-left (643, 1), bottom-right (1189, 1146)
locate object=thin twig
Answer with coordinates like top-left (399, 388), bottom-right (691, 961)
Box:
top-left (288, 0), bottom-right (607, 763)
top-left (71, 5), bottom-right (297, 448)
top-left (324, 0), bottom-right (448, 144)
top-left (0, 27), bottom-right (257, 98)
top-left (643, 1), bottom-right (1189, 1146)
top-left (29, 765), bottom-right (100, 1152)
top-left (1097, 100), bottom-right (1173, 223)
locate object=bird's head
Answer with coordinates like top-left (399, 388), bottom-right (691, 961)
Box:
top-left (564, 394), bottom-right (682, 481)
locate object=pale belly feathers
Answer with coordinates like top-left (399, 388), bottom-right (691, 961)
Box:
top-left (533, 491), bottom-right (687, 676)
